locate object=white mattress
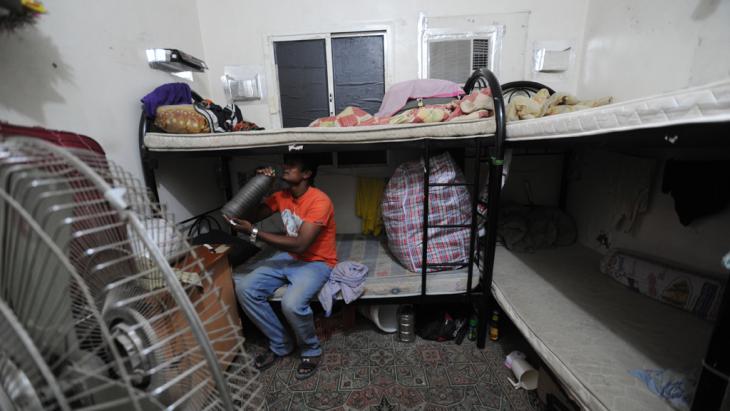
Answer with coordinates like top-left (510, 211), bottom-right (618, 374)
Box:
top-left (507, 78), bottom-right (730, 141)
top-left (234, 234), bottom-right (479, 300)
top-left (144, 118), bottom-right (495, 152)
top-left (492, 245), bottom-right (714, 411)
top-left (144, 79), bottom-right (730, 152)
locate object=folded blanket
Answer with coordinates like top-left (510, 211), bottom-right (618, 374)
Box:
top-left (318, 261), bottom-right (369, 317)
top-left (506, 88), bottom-right (613, 121)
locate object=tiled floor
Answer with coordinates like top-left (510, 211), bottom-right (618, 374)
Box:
top-left (245, 315), bottom-right (540, 410)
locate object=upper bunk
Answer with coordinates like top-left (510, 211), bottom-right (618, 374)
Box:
top-left (141, 76), bottom-right (730, 155)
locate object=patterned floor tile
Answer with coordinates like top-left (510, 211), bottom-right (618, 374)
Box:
top-left (369, 348), bottom-right (395, 367)
top-left (384, 385), bottom-right (426, 409)
top-left (346, 386), bottom-right (384, 409)
top-left (343, 349), bottom-right (372, 367)
top-left (447, 363), bottom-right (481, 385)
top-left (475, 383), bottom-right (510, 410)
top-left (395, 366), bottom-right (428, 387)
top-left (424, 366), bottom-right (450, 387)
top-left (305, 390), bottom-right (349, 410)
top-left (244, 316), bottom-right (538, 411)
top-left (340, 366), bottom-right (370, 390)
top-left (370, 366), bottom-right (396, 387)
top-left (423, 386), bottom-right (467, 407)
top-left (393, 347), bottom-right (421, 366)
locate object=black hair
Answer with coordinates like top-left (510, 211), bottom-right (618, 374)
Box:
top-left (283, 153), bottom-right (319, 185)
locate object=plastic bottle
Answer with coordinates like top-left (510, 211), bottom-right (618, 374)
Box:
top-left (488, 310), bottom-right (500, 341)
top-left (467, 317), bottom-right (478, 341)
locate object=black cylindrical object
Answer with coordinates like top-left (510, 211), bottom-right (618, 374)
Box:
top-left (221, 173), bottom-right (275, 219)
top-left (397, 305), bottom-right (416, 343)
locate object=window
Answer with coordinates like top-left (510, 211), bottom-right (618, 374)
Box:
top-left (273, 32), bottom-right (386, 127)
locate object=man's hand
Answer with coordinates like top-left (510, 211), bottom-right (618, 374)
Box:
top-left (256, 166), bottom-right (276, 177)
top-left (224, 215), bottom-right (253, 234)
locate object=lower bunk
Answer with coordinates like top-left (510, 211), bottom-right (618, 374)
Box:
top-left (235, 233), bottom-right (479, 300)
top-left (492, 244), bottom-right (714, 411)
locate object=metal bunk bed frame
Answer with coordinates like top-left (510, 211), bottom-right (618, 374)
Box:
top-left (138, 69), bottom-right (507, 349)
top-left (138, 69), bottom-right (730, 407)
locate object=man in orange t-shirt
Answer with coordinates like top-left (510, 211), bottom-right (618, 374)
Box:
top-left (229, 153), bottom-right (336, 380)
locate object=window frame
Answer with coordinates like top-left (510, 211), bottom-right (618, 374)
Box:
top-left (267, 27), bottom-right (391, 128)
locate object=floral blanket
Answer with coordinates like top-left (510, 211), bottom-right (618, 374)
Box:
top-left (309, 88), bottom-right (494, 127)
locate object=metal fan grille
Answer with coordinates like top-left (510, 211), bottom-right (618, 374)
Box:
top-left (0, 138), bottom-right (262, 410)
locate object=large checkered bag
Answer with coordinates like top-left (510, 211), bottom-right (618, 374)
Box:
top-left (382, 152), bottom-right (472, 272)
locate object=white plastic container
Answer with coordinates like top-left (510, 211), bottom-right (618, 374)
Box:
top-left (358, 305), bottom-right (398, 333)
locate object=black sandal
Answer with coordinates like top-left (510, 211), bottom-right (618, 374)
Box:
top-left (295, 356), bottom-right (321, 380)
top-left (254, 351), bottom-right (284, 371)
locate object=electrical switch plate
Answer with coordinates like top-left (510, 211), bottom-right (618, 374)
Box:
top-left (534, 47), bottom-right (571, 73)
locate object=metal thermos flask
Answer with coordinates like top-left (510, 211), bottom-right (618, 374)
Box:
top-left (397, 305), bottom-right (416, 343)
top-left (221, 172), bottom-right (276, 219)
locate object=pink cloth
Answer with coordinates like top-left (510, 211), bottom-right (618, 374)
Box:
top-left (374, 79), bottom-right (465, 117)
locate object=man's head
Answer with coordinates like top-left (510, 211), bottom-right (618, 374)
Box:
top-left (281, 153), bottom-right (319, 186)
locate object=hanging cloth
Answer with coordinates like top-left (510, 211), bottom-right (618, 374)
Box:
top-left (662, 159), bottom-right (730, 226)
top-left (355, 177), bottom-right (386, 236)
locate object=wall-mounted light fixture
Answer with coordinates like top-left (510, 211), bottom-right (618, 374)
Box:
top-left (146, 48), bottom-right (207, 73)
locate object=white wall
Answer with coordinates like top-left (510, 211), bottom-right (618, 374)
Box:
top-left (566, 148), bottom-right (730, 278)
top-left (195, 0), bottom-right (589, 231)
top-left (577, 0), bottom-right (730, 101)
top-left (0, 0), bottom-right (224, 221)
top-left (195, 0), bottom-right (589, 130)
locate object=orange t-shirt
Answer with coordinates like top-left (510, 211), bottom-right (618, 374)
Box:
top-left (264, 187), bottom-right (337, 267)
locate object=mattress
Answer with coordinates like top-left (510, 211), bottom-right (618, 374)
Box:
top-left (507, 78), bottom-right (730, 141)
top-left (144, 118), bottom-right (495, 152)
top-left (143, 79), bottom-right (730, 152)
top-left (492, 245), bottom-right (714, 411)
top-left (234, 234), bottom-right (478, 300)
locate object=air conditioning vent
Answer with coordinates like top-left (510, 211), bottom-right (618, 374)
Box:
top-left (427, 38), bottom-right (491, 84)
top-left (472, 39), bottom-right (489, 70)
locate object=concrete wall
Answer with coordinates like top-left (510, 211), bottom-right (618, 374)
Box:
top-left (577, 0), bottom-right (730, 100)
top-left (0, 0), bottom-right (223, 221)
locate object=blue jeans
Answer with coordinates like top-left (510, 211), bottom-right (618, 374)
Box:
top-left (234, 252), bottom-right (331, 357)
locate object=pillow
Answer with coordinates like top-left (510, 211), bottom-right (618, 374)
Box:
top-left (154, 104), bottom-right (209, 134)
top-left (375, 79), bottom-right (465, 118)
top-left (600, 249), bottom-right (725, 320)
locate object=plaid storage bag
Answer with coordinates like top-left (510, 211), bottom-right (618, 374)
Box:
top-left (382, 152), bottom-right (472, 272)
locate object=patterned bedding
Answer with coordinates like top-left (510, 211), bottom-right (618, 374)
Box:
top-left (234, 234), bottom-right (479, 300)
top-left (309, 88), bottom-right (494, 127)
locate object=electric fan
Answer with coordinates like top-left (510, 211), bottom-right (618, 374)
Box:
top-left (0, 137), bottom-right (262, 410)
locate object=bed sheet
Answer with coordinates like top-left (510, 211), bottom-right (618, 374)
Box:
top-left (235, 234), bottom-right (479, 300)
top-left (492, 245), bottom-right (714, 410)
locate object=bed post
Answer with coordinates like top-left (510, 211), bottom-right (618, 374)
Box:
top-left (138, 111), bottom-right (161, 203)
top-left (420, 140), bottom-right (431, 302)
top-left (691, 257), bottom-right (730, 410)
top-left (474, 69), bottom-right (506, 349)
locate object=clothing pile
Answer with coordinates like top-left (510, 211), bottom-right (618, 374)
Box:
top-left (141, 82), bottom-right (263, 134)
top-left (497, 205), bottom-right (577, 253)
top-left (317, 261), bottom-right (368, 317)
top-left (507, 88), bottom-right (613, 121)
